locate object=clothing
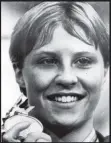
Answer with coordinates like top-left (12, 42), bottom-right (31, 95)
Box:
top-left (2, 95), bottom-right (110, 142)
top-left (96, 131), bottom-right (110, 142)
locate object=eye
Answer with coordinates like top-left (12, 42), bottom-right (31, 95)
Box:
top-left (75, 57), bottom-right (93, 67)
top-left (37, 58), bottom-right (59, 65)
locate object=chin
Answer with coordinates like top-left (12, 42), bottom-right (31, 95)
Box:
top-left (48, 113), bottom-right (82, 128)
top-left (42, 115), bottom-right (85, 137)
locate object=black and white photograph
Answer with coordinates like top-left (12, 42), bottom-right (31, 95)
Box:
top-left (1, 1), bottom-right (110, 142)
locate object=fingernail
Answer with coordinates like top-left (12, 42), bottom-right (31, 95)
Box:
top-left (37, 139), bottom-right (48, 142)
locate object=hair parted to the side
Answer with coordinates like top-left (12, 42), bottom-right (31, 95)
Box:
top-left (9, 2), bottom-right (109, 95)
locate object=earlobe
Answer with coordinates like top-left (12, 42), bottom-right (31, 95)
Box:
top-left (104, 67), bottom-right (108, 77)
top-left (102, 67), bottom-right (109, 86)
top-left (13, 64), bottom-right (26, 88)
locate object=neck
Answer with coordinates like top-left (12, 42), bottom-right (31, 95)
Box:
top-left (44, 118), bottom-right (94, 142)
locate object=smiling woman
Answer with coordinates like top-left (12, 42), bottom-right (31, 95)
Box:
top-left (2, 2), bottom-right (109, 142)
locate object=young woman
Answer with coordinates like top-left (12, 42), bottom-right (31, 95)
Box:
top-left (2, 2), bottom-right (109, 142)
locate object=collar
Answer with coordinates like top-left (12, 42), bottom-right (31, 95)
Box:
top-left (45, 128), bottom-right (98, 142)
top-left (83, 129), bottom-right (98, 142)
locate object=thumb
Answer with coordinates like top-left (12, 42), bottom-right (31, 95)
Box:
top-left (8, 121), bottom-right (31, 138)
top-left (37, 138), bottom-right (51, 142)
top-left (38, 132), bottom-right (52, 142)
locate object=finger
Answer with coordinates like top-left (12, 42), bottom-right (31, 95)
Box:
top-left (24, 132), bottom-right (41, 142)
top-left (37, 139), bottom-right (50, 142)
top-left (5, 122), bottom-right (31, 140)
top-left (39, 132), bottom-right (52, 142)
top-left (3, 132), bottom-right (20, 142)
top-left (24, 132), bottom-right (52, 142)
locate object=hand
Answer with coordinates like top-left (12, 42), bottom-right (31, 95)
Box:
top-left (23, 132), bottom-right (52, 142)
top-left (2, 122), bottom-right (52, 142)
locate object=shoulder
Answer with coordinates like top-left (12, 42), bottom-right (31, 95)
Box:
top-left (96, 131), bottom-right (110, 142)
top-left (104, 135), bottom-right (110, 142)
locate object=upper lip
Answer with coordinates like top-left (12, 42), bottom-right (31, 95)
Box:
top-left (47, 92), bottom-right (86, 100)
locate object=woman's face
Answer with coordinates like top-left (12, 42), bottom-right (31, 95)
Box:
top-left (22, 26), bottom-right (106, 128)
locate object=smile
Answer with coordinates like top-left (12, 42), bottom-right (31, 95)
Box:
top-left (47, 93), bottom-right (86, 103)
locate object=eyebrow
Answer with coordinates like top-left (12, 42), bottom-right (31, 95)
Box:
top-left (32, 51), bottom-right (96, 57)
top-left (33, 51), bottom-right (58, 57)
top-left (72, 51), bottom-right (97, 56)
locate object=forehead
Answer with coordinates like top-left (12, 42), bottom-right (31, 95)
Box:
top-left (24, 25), bottom-right (104, 66)
top-left (32, 26), bottom-right (99, 54)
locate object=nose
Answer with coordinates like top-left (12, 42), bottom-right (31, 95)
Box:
top-left (55, 67), bottom-right (78, 89)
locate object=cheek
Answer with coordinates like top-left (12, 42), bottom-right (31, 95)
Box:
top-left (23, 68), bottom-right (57, 92)
top-left (75, 67), bottom-right (105, 118)
top-left (78, 66), bottom-right (104, 93)
top-left (78, 67), bottom-right (105, 110)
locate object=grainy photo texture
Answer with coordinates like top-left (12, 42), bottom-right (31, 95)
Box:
top-left (1, 1), bottom-right (110, 142)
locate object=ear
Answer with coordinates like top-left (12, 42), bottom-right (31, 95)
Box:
top-left (13, 64), bottom-right (26, 88)
top-left (102, 67), bottom-right (109, 86)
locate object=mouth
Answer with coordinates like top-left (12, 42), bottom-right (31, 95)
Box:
top-left (47, 93), bottom-right (86, 103)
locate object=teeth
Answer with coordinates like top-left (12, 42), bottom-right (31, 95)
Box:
top-left (71, 96), bottom-right (74, 101)
top-left (74, 96), bottom-right (77, 101)
top-left (67, 96), bottom-right (72, 102)
top-left (55, 96), bottom-right (78, 102)
top-left (58, 97), bottom-right (62, 102)
top-left (62, 96), bottom-right (66, 102)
